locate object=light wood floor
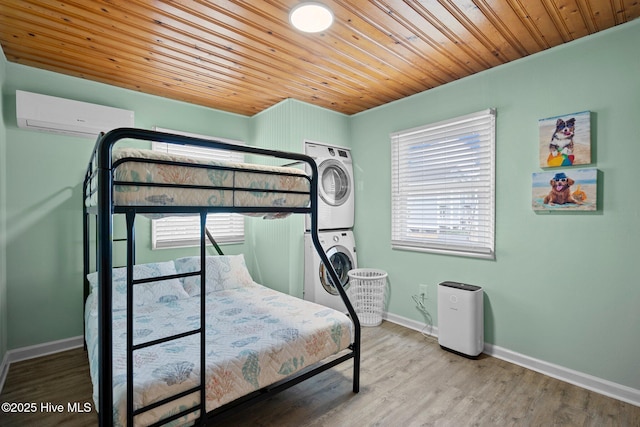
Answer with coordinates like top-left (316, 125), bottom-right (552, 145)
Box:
top-left (1, 321), bottom-right (638, 426)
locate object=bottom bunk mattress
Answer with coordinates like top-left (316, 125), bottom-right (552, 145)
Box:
top-left (85, 279), bottom-right (353, 426)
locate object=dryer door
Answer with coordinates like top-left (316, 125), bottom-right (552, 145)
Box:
top-left (318, 159), bottom-right (351, 207)
top-left (319, 245), bottom-right (354, 296)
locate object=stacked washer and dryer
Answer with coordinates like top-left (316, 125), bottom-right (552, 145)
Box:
top-left (303, 141), bottom-right (357, 313)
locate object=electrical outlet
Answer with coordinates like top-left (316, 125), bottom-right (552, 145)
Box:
top-left (419, 284), bottom-right (429, 300)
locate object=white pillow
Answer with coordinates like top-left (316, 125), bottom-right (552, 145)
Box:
top-left (87, 261), bottom-right (189, 310)
top-left (174, 254), bottom-right (254, 296)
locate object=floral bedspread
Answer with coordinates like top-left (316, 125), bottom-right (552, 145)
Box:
top-left (85, 282), bottom-right (352, 426)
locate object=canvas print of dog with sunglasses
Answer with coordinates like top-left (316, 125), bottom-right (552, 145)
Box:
top-left (539, 111), bottom-right (591, 168)
top-left (532, 169), bottom-right (597, 211)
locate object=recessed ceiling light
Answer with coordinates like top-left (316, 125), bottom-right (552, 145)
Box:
top-left (289, 2), bottom-right (334, 33)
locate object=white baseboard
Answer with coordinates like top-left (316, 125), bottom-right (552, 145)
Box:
top-left (484, 343), bottom-right (640, 407)
top-left (0, 335), bottom-right (83, 395)
top-left (384, 311), bottom-right (439, 338)
top-left (383, 311), bottom-right (640, 407)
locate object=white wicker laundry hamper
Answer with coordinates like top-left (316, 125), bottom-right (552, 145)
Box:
top-left (348, 268), bottom-right (388, 327)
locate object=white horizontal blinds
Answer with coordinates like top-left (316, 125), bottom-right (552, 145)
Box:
top-left (152, 141), bottom-right (240, 163)
top-left (151, 128), bottom-right (245, 249)
top-left (391, 109), bottom-right (495, 258)
top-left (152, 214), bottom-right (244, 249)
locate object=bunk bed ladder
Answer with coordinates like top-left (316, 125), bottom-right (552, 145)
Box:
top-left (124, 211), bottom-right (208, 426)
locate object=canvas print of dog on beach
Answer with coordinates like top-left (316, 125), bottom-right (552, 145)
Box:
top-left (532, 168), bottom-right (597, 211)
top-left (539, 111), bottom-right (591, 168)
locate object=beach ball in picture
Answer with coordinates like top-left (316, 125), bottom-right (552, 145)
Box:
top-left (532, 168), bottom-right (597, 211)
top-left (538, 111), bottom-right (591, 168)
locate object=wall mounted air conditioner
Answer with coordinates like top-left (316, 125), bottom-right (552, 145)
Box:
top-left (16, 90), bottom-right (135, 138)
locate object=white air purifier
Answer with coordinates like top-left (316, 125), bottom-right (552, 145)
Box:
top-left (437, 281), bottom-right (484, 357)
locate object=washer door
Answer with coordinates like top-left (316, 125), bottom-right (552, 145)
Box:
top-left (319, 245), bottom-right (354, 296)
top-left (318, 159), bottom-right (351, 207)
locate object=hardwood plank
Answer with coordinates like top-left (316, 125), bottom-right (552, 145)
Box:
top-left (0, 349), bottom-right (95, 427)
top-left (1, 322), bottom-right (638, 426)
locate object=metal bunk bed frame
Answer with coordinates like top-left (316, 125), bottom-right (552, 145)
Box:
top-left (82, 128), bottom-right (361, 426)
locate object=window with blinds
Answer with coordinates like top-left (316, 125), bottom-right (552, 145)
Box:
top-left (151, 128), bottom-right (245, 249)
top-left (390, 109), bottom-right (496, 259)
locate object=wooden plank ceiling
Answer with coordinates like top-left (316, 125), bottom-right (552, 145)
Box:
top-left (1, 1), bottom-right (638, 116)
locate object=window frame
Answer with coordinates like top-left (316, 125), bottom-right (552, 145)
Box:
top-left (390, 109), bottom-right (496, 259)
top-left (150, 127), bottom-right (245, 250)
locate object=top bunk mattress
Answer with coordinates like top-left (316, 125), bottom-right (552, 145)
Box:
top-left (86, 148), bottom-right (310, 210)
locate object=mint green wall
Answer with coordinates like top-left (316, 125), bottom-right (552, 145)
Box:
top-left (0, 47), bottom-right (8, 365)
top-left (249, 99), bottom-right (350, 296)
top-left (3, 64), bottom-right (250, 349)
top-left (350, 20), bottom-right (640, 390)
